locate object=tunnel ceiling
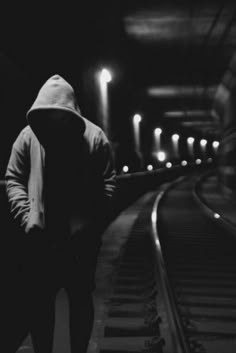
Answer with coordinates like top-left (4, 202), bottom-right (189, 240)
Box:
top-left (1, 0), bottom-right (236, 139)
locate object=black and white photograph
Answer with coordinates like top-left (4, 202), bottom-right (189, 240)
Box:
top-left (1, 1), bottom-right (236, 352)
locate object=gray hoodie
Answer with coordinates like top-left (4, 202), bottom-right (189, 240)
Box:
top-left (5, 75), bottom-right (116, 240)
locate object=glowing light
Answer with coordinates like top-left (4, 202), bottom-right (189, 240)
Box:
top-left (166, 162), bottom-right (172, 168)
top-left (154, 128), bottom-right (162, 151)
top-left (181, 160), bottom-right (187, 166)
top-left (187, 137), bottom-right (195, 157)
top-left (133, 114), bottom-right (142, 153)
top-left (157, 151), bottom-right (166, 162)
top-left (196, 159), bottom-right (201, 164)
top-left (200, 139), bottom-right (207, 147)
top-left (122, 165), bottom-right (129, 173)
top-left (187, 137), bottom-right (195, 144)
top-left (147, 164), bottom-right (153, 171)
top-left (98, 68), bottom-right (112, 136)
top-left (200, 138), bottom-right (207, 156)
top-left (207, 158), bottom-right (213, 163)
top-left (214, 213), bottom-right (220, 219)
top-left (172, 133), bottom-right (180, 158)
top-left (133, 114), bottom-right (142, 124)
top-left (172, 134), bottom-right (179, 142)
top-left (154, 127), bottom-right (162, 135)
top-left (212, 141), bottom-right (220, 148)
top-left (100, 68), bottom-right (112, 83)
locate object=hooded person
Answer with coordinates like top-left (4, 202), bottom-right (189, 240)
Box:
top-left (5, 74), bottom-right (116, 353)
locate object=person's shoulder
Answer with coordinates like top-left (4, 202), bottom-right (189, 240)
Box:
top-left (16, 125), bottom-right (34, 141)
top-left (83, 117), bottom-right (102, 134)
top-left (21, 125), bottom-right (32, 134)
top-left (83, 117), bottom-right (107, 143)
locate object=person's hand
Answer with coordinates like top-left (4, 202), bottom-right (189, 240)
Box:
top-left (27, 225), bottom-right (44, 237)
top-left (24, 226), bottom-right (47, 262)
top-left (26, 226), bottom-right (46, 250)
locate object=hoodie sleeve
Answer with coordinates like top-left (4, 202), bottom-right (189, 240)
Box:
top-left (5, 129), bottom-right (31, 228)
top-left (96, 129), bottom-right (117, 203)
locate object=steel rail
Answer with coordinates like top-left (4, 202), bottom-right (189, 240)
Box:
top-left (193, 170), bottom-right (236, 238)
top-left (150, 178), bottom-right (190, 353)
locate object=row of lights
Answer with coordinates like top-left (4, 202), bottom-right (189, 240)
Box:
top-left (154, 130), bottom-right (220, 161)
top-left (137, 120), bottom-right (220, 150)
top-left (98, 70), bottom-right (220, 175)
top-left (122, 158), bottom-right (213, 174)
top-left (99, 70), bottom-right (221, 153)
top-left (153, 128), bottom-right (219, 145)
top-left (154, 129), bottom-right (220, 148)
top-left (186, 137), bottom-right (219, 148)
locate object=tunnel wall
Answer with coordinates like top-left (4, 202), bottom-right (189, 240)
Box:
top-left (214, 53), bottom-right (236, 199)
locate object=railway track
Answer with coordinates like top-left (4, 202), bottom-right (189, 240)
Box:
top-left (98, 185), bottom-right (187, 353)
top-left (98, 174), bottom-right (236, 353)
top-left (99, 193), bottom-right (165, 353)
top-left (157, 175), bottom-right (236, 353)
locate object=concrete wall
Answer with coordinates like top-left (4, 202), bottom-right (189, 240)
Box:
top-left (213, 52), bottom-right (236, 199)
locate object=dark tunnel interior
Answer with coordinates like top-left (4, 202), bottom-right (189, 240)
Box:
top-left (1, 2), bottom-right (236, 352)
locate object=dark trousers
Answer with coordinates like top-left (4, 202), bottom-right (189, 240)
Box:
top-left (23, 239), bottom-right (98, 353)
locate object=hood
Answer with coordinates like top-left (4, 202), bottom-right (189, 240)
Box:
top-left (26, 74), bottom-right (85, 133)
